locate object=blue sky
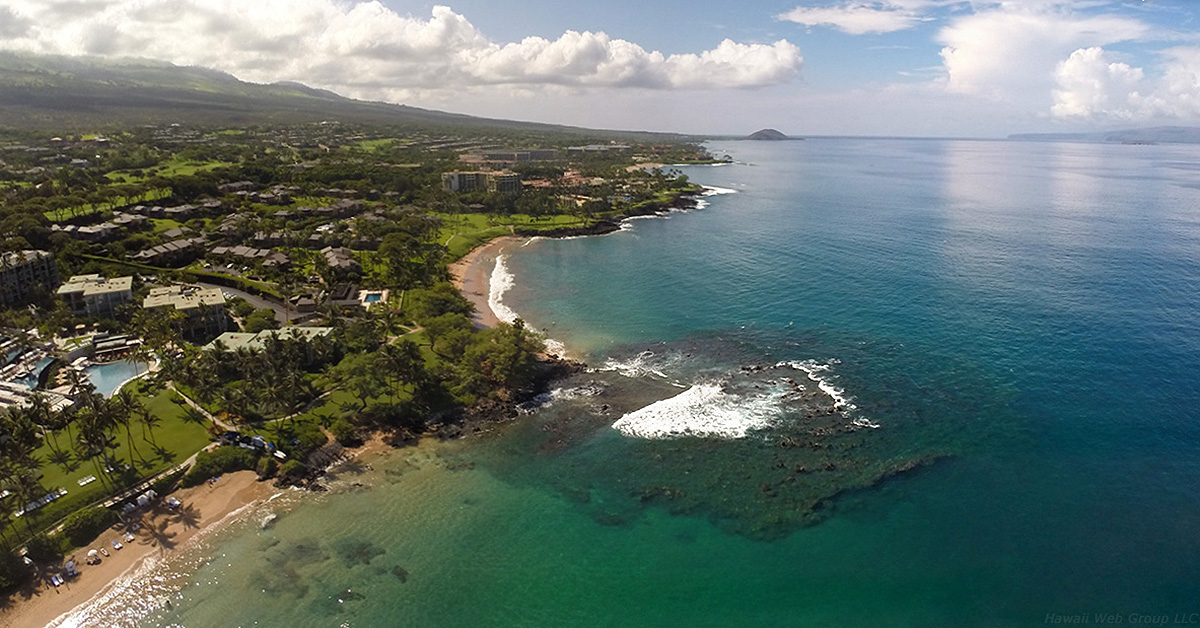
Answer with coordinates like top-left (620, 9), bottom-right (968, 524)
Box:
top-left (2, 0), bottom-right (1199, 136)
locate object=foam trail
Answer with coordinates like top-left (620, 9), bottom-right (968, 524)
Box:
top-left (488, 255), bottom-right (569, 357)
top-left (702, 185), bottom-right (738, 196)
top-left (487, 255), bottom-right (520, 325)
top-left (612, 383), bottom-right (777, 440)
top-left (780, 360), bottom-right (859, 412)
top-left (595, 350), bottom-right (672, 379)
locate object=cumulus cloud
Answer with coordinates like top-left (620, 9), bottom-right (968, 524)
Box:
top-left (778, 2), bottom-right (928, 34)
top-left (1051, 45), bottom-right (1200, 121)
top-left (0, 1), bottom-right (802, 96)
top-left (938, 8), bottom-right (1149, 100)
top-left (1051, 47), bottom-right (1144, 119)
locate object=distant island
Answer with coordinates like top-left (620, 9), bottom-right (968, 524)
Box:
top-left (1009, 126), bottom-right (1200, 144)
top-left (748, 128), bottom-right (795, 141)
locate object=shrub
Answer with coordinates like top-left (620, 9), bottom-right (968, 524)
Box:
top-left (0, 549), bottom-right (29, 591)
top-left (181, 446), bottom-right (258, 488)
top-left (23, 534), bottom-right (63, 563)
top-left (279, 459), bottom-right (307, 480)
top-left (151, 468), bottom-right (187, 496)
top-left (329, 418), bottom-right (359, 445)
top-left (255, 456), bottom-right (279, 479)
top-left (61, 507), bottom-right (119, 547)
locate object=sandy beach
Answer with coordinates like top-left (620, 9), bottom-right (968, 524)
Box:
top-left (0, 471), bottom-right (277, 628)
top-left (448, 236), bottom-right (523, 329)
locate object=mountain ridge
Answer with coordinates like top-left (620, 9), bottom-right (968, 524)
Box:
top-left (0, 51), bottom-right (687, 141)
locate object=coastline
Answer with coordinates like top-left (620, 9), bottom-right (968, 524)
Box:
top-left (2, 188), bottom-right (710, 627)
top-left (448, 235), bottom-right (523, 329)
top-left (0, 470), bottom-right (277, 628)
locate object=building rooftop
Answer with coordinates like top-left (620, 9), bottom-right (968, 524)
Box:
top-left (143, 285), bottom-right (225, 311)
top-left (56, 275), bottom-right (133, 297)
top-left (207, 327), bottom-right (333, 352)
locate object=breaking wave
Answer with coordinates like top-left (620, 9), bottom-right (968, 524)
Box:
top-left (488, 255), bottom-right (568, 357)
top-left (779, 359), bottom-right (859, 412)
top-left (488, 255), bottom-right (520, 325)
top-left (611, 383), bottom-right (779, 440)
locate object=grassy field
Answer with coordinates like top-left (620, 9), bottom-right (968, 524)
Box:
top-left (106, 156), bottom-right (233, 184)
top-left (356, 138), bottom-right (405, 152)
top-left (16, 380), bottom-right (212, 539)
top-left (44, 187), bottom-right (172, 222)
top-left (437, 212), bottom-right (588, 259)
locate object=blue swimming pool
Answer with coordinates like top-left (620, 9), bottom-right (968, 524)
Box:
top-left (85, 360), bottom-right (148, 397)
top-left (11, 357), bottom-right (53, 390)
top-left (363, 293), bottom-right (383, 303)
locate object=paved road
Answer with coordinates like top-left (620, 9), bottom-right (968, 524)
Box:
top-left (195, 281), bottom-right (288, 323)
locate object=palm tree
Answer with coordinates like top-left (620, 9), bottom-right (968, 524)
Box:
top-left (180, 406), bottom-right (211, 432)
top-left (138, 406), bottom-right (162, 446)
top-left (111, 391), bottom-right (146, 466)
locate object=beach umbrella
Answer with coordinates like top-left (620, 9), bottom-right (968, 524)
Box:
top-left (87, 549), bottom-right (98, 558)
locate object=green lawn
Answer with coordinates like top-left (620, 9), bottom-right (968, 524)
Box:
top-left (44, 187), bottom-right (172, 222)
top-left (150, 218), bottom-right (184, 234)
top-left (16, 380), bottom-right (212, 538)
top-left (437, 212), bottom-right (589, 260)
top-left (106, 157), bottom-right (232, 184)
top-left (356, 138), bottom-right (404, 152)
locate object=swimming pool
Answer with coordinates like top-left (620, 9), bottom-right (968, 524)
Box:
top-left (84, 360), bottom-right (148, 397)
top-left (11, 357), bottom-right (53, 390)
top-left (363, 293), bottom-right (383, 303)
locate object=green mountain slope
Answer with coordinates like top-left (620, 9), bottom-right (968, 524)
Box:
top-left (0, 52), bottom-right (674, 139)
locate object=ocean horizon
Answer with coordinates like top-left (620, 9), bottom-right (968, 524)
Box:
top-left (60, 137), bottom-right (1200, 627)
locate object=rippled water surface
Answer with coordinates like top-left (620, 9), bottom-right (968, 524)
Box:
top-left (63, 139), bottom-right (1200, 627)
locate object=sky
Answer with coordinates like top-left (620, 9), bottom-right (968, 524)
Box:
top-left (0, 0), bottom-right (1199, 136)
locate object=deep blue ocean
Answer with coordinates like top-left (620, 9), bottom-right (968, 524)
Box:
top-left (72, 138), bottom-right (1200, 628)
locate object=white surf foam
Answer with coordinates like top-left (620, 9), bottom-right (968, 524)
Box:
top-left (594, 350), bottom-right (673, 380)
top-left (487, 255), bottom-right (569, 357)
top-left (487, 255), bottom-right (520, 325)
top-left (702, 185), bottom-right (738, 196)
top-left (612, 383), bottom-right (778, 440)
top-left (779, 360), bottom-right (859, 412)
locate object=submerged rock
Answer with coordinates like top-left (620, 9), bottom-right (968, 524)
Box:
top-left (391, 565), bottom-right (409, 582)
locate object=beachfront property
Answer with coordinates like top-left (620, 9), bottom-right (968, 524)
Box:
top-left (441, 170), bottom-right (522, 195)
top-left (207, 326), bottom-right (333, 353)
top-left (56, 275), bottom-right (135, 318)
top-left (0, 250), bottom-right (59, 307)
top-left (142, 285), bottom-right (229, 339)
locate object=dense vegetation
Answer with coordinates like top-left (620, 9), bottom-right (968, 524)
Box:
top-left (0, 67), bottom-right (710, 595)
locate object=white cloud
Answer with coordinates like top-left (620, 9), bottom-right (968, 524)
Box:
top-left (1050, 44), bottom-right (1200, 121)
top-left (937, 7), bottom-right (1149, 102)
top-left (1051, 47), bottom-right (1144, 119)
top-left (779, 2), bottom-right (926, 34)
top-left (0, 1), bottom-right (802, 95)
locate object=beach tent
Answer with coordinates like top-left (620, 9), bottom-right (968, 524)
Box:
top-left (166, 496), bottom-right (181, 508)
top-left (64, 560), bottom-right (77, 577)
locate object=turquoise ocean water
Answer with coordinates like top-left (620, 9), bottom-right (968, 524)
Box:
top-left (63, 139), bottom-right (1200, 627)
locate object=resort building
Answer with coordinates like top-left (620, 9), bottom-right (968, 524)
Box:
top-left (489, 173), bottom-right (522, 196)
top-left (142, 285), bottom-right (229, 339)
top-left (441, 171), bottom-right (522, 195)
top-left (0, 250), bottom-right (58, 307)
top-left (130, 237), bottom-right (205, 267)
top-left (56, 275), bottom-right (135, 318)
top-left (321, 246), bottom-right (360, 272)
top-left (207, 327), bottom-right (333, 353)
top-left (442, 171), bottom-right (488, 193)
